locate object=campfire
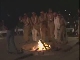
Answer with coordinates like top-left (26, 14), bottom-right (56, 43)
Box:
top-left (30, 39), bottom-right (51, 52)
top-left (22, 39), bottom-right (52, 55)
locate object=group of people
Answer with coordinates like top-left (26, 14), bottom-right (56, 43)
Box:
top-left (1, 8), bottom-right (68, 54)
top-left (19, 9), bottom-right (68, 46)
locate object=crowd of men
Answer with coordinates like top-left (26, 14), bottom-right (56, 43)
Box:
top-left (0, 8), bottom-right (69, 54)
top-left (19, 9), bottom-right (68, 46)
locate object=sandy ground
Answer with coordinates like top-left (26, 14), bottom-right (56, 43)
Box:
top-left (0, 35), bottom-right (79, 60)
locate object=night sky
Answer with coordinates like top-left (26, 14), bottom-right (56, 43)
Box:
top-left (1, 0), bottom-right (79, 20)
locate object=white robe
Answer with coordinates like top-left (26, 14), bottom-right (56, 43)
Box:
top-left (54, 16), bottom-right (60, 40)
top-left (31, 16), bottom-right (38, 41)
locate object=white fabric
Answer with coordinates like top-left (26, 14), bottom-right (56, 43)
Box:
top-left (54, 16), bottom-right (60, 29)
top-left (54, 16), bottom-right (60, 39)
top-left (32, 28), bottom-right (38, 41)
top-left (0, 29), bottom-right (23, 34)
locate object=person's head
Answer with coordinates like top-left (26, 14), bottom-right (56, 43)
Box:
top-left (57, 14), bottom-right (62, 18)
top-left (32, 12), bottom-right (36, 16)
top-left (40, 11), bottom-right (44, 16)
top-left (53, 12), bottom-right (57, 17)
top-left (23, 13), bottom-right (27, 18)
top-left (48, 8), bottom-right (52, 13)
top-left (24, 13), bottom-right (27, 15)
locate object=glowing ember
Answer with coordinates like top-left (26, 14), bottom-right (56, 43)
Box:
top-left (31, 39), bottom-right (51, 51)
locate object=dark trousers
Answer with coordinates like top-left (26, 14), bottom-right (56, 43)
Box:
top-left (6, 29), bottom-right (17, 52)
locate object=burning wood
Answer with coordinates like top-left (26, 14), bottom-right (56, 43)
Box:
top-left (40, 40), bottom-right (49, 50)
top-left (22, 39), bottom-right (52, 55)
top-left (31, 39), bottom-right (51, 51)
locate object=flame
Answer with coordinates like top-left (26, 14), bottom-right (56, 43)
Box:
top-left (32, 40), bottom-right (51, 51)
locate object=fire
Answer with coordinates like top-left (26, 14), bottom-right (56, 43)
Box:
top-left (32, 39), bottom-right (51, 51)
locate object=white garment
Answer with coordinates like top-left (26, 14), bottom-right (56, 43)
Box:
top-left (54, 16), bottom-right (60, 29)
top-left (32, 27), bottom-right (38, 41)
top-left (54, 16), bottom-right (60, 39)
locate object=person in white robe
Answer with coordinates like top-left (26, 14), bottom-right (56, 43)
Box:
top-left (53, 12), bottom-right (60, 42)
top-left (59, 14), bottom-right (68, 44)
top-left (47, 9), bottom-right (55, 42)
top-left (39, 11), bottom-right (47, 41)
top-left (20, 13), bottom-right (31, 43)
top-left (31, 12), bottom-right (39, 41)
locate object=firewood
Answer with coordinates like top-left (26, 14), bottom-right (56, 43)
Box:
top-left (35, 48), bottom-right (39, 51)
top-left (40, 40), bottom-right (48, 50)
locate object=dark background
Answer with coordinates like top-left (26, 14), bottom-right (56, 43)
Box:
top-left (0, 0), bottom-right (79, 20)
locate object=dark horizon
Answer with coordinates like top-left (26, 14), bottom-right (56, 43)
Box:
top-left (1, 0), bottom-right (79, 19)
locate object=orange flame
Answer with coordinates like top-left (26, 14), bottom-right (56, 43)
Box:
top-left (32, 39), bottom-right (51, 51)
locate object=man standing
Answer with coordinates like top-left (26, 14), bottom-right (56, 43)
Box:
top-left (39, 11), bottom-right (47, 41)
top-left (47, 9), bottom-right (55, 41)
top-left (31, 12), bottom-right (38, 41)
top-left (53, 12), bottom-right (60, 42)
top-left (4, 13), bottom-right (22, 54)
top-left (50, 13), bottom-right (62, 50)
top-left (21, 13), bottom-right (31, 43)
top-left (59, 14), bottom-right (68, 44)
